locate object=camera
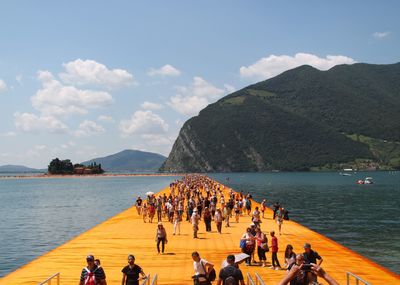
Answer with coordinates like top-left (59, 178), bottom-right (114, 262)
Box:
top-left (302, 264), bottom-right (313, 271)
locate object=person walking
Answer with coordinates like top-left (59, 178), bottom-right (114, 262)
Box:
top-left (216, 255), bottom-right (245, 285)
top-left (135, 196), bottom-right (142, 215)
top-left (191, 208), bottom-right (200, 238)
top-left (272, 201), bottom-right (280, 220)
top-left (276, 206), bottom-right (284, 235)
top-left (156, 197), bottom-right (163, 222)
top-left (192, 251), bottom-right (214, 285)
top-left (142, 203), bottom-right (148, 223)
top-left (79, 255), bottom-right (107, 285)
top-left (269, 230), bottom-right (281, 270)
top-left (214, 209), bottom-right (223, 234)
top-left (255, 227), bottom-right (268, 267)
top-left (121, 254), bottom-right (147, 285)
top-left (173, 210), bottom-right (181, 235)
top-left (203, 207), bottom-right (212, 232)
top-left (261, 199), bottom-right (267, 218)
top-left (155, 222), bottom-right (167, 254)
top-left (241, 227), bottom-right (255, 266)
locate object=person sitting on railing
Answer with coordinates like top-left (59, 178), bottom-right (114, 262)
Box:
top-left (121, 254), bottom-right (147, 285)
top-left (79, 254), bottom-right (107, 285)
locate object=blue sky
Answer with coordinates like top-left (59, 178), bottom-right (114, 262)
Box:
top-left (0, 1), bottom-right (399, 168)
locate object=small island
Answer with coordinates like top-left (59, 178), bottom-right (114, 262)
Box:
top-left (48, 158), bottom-right (104, 175)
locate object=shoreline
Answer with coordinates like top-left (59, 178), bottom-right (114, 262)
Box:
top-left (1, 169), bottom-right (396, 180)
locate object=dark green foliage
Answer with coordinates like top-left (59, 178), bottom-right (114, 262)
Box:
top-left (48, 159), bottom-right (104, 174)
top-left (161, 62), bottom-right (400, 172)
top-left (48, 158), bottom-right (74, 174)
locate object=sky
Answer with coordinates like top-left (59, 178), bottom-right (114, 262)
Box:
top-left (0, 0), bottom-right (399, 168)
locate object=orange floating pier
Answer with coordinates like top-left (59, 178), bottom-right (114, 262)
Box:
top-left (1, 181), bottom-right (399, 285)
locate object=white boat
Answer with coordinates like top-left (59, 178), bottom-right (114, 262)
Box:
top-left (364, 177), bottom-right (374, 184)
top-left (356, 177), bottom-right (374, 184)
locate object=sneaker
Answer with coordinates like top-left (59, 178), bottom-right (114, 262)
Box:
top-left (269, 266), bottom-right (275, 269)
top-left (275, 267), bottom-right (280, 270)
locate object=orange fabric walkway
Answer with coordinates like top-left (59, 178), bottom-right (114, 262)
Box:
top-left (1, 182), bottom-right (398, 285)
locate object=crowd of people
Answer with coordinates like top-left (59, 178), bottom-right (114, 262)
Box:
top-left (80, 174), bottom-right (337, 285)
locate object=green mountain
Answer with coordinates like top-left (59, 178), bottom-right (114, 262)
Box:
top-left (0, 165), bottom-right (45, 173)
top-left (160, 62), bottom-right (400, 172)
top-left (82, 150), bottom-right (166, 172)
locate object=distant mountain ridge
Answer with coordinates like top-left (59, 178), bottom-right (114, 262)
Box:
top-left (0, 165), bottom-right (45, 173)
top-left (81, 149), bottom-right (166, 172)
top-left (161, 62), bottom-right (400, 172)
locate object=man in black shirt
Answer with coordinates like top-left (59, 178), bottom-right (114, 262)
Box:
top-left (303, 243), bottom-right (323, 265)
top-left (121, 254), bottom-right (146, 285)
top-left (216, 255), bottom-right (245, 285)
top-left (79, 255), bottom-right (107, 285)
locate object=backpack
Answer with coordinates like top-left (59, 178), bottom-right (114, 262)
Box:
top-left (239, 239), bottom-right (246, 249)
top-left (201, 261), bottom-right (216, 282)
top-left (84, 267), bottom-right (98, 285)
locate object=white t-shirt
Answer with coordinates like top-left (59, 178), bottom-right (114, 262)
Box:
top-left (194, 258), bottom-right (208, 282)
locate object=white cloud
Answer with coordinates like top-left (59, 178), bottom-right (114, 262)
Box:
top-left (373, 31), bottom-right (390, 39)
top-left (239, 52), bottom-right (356, 81)
top-left (74, 120), bottom-right (105, 137)
top-left (32, 70), bottom-right (113, 116)
top-left (141, 101), bottom-right (164, 110)
top-left (97, 115), bottom-right (115, 122)
top-left (60, 59), bottom-right (135, 88)
top-left (168, 76), bottom-right (229, 116)
top-left (147, 64), bottom-right (181, 77)
top-left (119, 110), bottom-right (168, 136)
top-left (1, 131), bottom-right (17, 137)
top-left (0, 79), bottom-right (7, 92)
top-left (14, 112), bottom-right (68, 133)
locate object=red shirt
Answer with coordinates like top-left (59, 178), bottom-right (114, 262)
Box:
top-left (271, 236), bottom-right (278, 253)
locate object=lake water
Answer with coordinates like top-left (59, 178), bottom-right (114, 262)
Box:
top-left (0, 172), bottom-right (399, 277)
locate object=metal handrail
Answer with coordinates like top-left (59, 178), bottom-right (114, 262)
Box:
top-left (38, 272), bottom-right (60, 285)
top-left (247, 272), bottom-right (256, 285)
top-left (346, 272), bottom-right (371, 285)
top-left (141, 274), bottom-right (151, 285)
top-left (150, 273), bottom-right (158, 285)
top-left (255, 272), bottom-right (266, 285)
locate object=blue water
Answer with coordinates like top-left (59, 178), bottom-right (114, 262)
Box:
top-left (210, 171), bottom-right (400, 274)
top-left (0, 172), bottom-right (399, 277)
top-left (0, 176), bottom-right (179, 277)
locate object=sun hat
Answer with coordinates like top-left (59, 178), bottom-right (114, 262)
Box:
top-left (158, 222), bottom-right (163, 226)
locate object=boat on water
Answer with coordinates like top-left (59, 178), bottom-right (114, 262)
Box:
top-left (356, 177), bottom-right (374, 184)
